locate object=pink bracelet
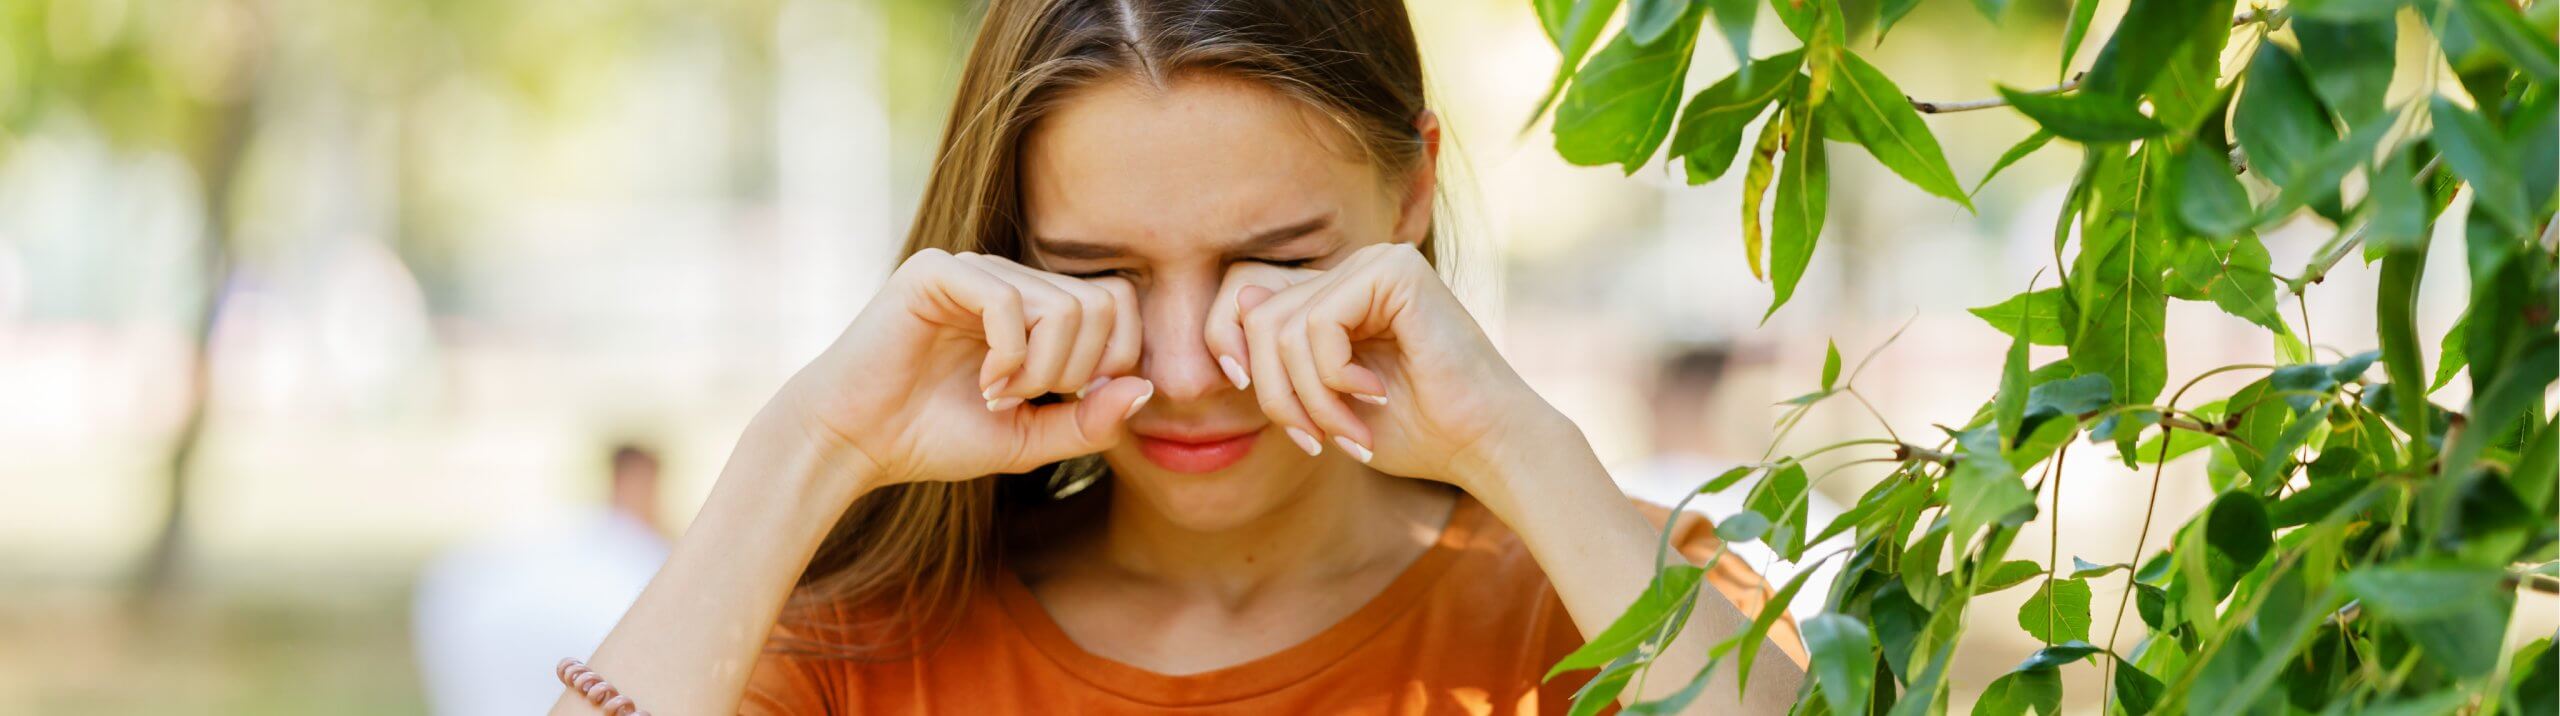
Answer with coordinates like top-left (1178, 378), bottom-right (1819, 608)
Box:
top-left (556, 658), bottom-right (652, 716)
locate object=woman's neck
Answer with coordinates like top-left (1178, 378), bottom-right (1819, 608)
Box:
top-left (1092, 463), bottom-right (1457, 608)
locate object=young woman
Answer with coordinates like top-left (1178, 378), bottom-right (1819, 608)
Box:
top-left (551, 1), bottom-right (1807, 713)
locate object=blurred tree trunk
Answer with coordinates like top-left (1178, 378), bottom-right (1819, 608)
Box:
top-left (132, 26), bottom-right (263, 614)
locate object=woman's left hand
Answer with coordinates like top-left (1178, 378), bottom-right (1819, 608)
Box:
top-left (1207, 242), bottom-right (1571, 490)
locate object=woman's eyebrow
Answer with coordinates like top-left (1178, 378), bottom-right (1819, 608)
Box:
top-left (1029, 212), bottom-right (1336, 260)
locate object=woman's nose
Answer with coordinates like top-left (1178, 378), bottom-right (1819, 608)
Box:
top-left (1136, 276), bottom-right (1230, 405)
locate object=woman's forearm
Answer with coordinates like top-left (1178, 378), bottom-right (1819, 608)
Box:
top-left (1464, 417), bottom-right (1805, 715)
top-left (549, 411), bottom-right (871, 716)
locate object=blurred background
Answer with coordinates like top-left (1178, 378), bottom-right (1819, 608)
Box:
top-left (0, 0), bottom-right (2531, 713)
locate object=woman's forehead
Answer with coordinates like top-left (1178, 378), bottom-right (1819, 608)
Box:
top-left (1018, 72), bottom-right (1377, 258)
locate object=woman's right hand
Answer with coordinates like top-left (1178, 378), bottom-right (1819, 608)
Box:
top-left (765, 248), bottom-right (1154, 490)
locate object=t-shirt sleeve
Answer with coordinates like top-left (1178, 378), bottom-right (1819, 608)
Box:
top-left (739, 652), bottom-right (829, 715)
top-left (738, 617), bottom-right (840, 716)
top-left (1628, 498), bottom-right (1810, 669)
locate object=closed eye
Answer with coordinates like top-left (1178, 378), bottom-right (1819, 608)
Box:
top-left (1058, 257), bottom-right (1315, 279)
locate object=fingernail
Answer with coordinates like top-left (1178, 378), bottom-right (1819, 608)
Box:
top-left (987, 396), bottom-right (1023, 412)
top-left (1077, 376), bottom-right (1110, 399)
top-left (1285, 427), bottom-right (1323, 456)
top-left (1123, 384), bottom-right (1153, 420)
top-left (1352, 392), bottom-right (1388, 406)
top-left (1217, 355), bottom-right (1251, 390)
top-left (982, 376), bottom-right (1011, 401)
top-left (1332, 436), bottom-right (1373, 463)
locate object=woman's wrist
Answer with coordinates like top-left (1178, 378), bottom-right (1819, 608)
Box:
top-left (732, 403), bottom-right (879, 524)
top-left (1457, 408), bottom-right (1610, 522)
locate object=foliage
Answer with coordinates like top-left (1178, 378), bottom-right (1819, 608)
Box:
top-left (1531, 0), bottom-right (2558, 713)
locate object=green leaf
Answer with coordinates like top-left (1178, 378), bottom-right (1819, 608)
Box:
top-left (2058, 0), bottom-right (2102, 81)
top-left (1568, 652), bottom-right (1641, 716)
top-left (1765, 110), bottom-right (1828, 320)
top-left (1672, 51), bottom-right (1804, 184)
top-left (2341, 560), bottom-right (2504, 621)
top-left (2016, 641), bottom-right (2105, 670)
top-left (1626, 0), bottom-right (1695, 46)
top-left (1973, 668), bottom-right (2062, 716)
top-left (2430, 96), bottom-right (2532, 235)
top-left (1545, 564), bottom-right (1706, 679)
top-left (1699, 465), bottom-right (1759, 494)
top-left (1717, 509), bottom-right (1772, 543)
top-left (1948, 429), bottom-right (2037, 552)
top-left (1974, 130), bottom-right (2056, 196)
top-left (1707, 0), bottom-right (1757, 65)
top-left (1998, 314), bottom-right (2031, 446)
top-left (2293, 16), bottom-right (2397, 126)
top-left (1801, 614), bottom-right (1876, 715)
top-left (2375, 251), bottom-right (2432, 456)
top-left (2291, 0), bottom-right (2404, 21)
top-left (2260, 104), bottom-right (2401, 223)
top-left (2203, 491), bottom-right (2273, 569)
top-left (1821, 339), bottom-right (1842, 390)
top-left (1734, 560), bottom-right (1825, 690)
top-left (2343, 559), bottom-right (2515, 677)
top-left (2453, 0), bottom-right (2559, 80)
top-left (2000, 88), bottom-right (2166, 142)
top-left (2367, 147), bottom-right (2431, 251)
top-left (1553, 3), bottom-right (1705, 173)
top-left (2144, 0), bottom-right (2237, 134)
top-left (1744, 463), bottom-right (1811, 558)
top-left (1831, 53), bottom-right (1971, 209)
top-left (2069, 150), bottom-right (2172, 405)
top-left (2018, 578), bottom-right (2093, 643)
top-left (1741, 116), bottom-right (1785, 278)
top-left (1975, 560), bottom-right (2047, 594)
top-left (1531, 0), bottom-right (1627, 124)
top-left (2111, 657), bottom-right (2165, 714)
top-left (2069, 558), bottom-right (2128, 579)
top-left (2431, 312), bottom-right (2469, 392)
top-left (2175, 145), bottom-right (2253, 236)
top-left (2081, 0), bottom-right (2225, 100)
top-left (2233, 43), bottom-right (2340, 209)
top-left (1971, 288), bottom-right (2068, 346)
top-left (2164, 233), bottom-right (2289, 334)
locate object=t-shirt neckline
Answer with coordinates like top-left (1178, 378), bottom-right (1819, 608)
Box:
top-left (991, 492), bottom-right (1485, 707)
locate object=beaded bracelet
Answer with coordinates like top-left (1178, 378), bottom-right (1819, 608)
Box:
top-left (556, 658), bottom-right (653, 716)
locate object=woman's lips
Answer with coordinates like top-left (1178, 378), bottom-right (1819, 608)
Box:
top-left (1134, 430), bottom-right (1261, 474)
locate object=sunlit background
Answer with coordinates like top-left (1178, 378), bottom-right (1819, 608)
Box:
top-left (1, 0), bottom-right (2535, 712)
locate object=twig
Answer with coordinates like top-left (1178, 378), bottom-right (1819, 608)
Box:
top-left (1912, 74), bottom-right (2083, 114)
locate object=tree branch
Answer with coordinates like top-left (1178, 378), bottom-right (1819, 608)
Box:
top-left (1911, 75), bottom-right (2082, 114)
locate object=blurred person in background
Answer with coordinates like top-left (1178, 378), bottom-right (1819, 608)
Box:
top-left (1618, 344), bottom-right (1847, 616)
top-left (417, 443), bottom-right (670, 716)
top-left (552, 2), bottom-right (1802, 715)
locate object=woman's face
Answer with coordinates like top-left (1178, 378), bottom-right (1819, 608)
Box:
top-left (1019, 71), bottom-right (1433, 530)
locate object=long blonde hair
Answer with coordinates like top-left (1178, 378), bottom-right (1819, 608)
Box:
top-left (775, 0), bottom-right (1438, 658)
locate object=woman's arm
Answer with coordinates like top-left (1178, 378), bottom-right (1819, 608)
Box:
top-left (548, 249), bottom-right (1155, 715)
top-left (1462, 414), bottom-right (1807, 714)
top-left (548, 414), bottom-right (873, 716)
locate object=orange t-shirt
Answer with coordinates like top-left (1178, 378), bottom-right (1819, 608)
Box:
top-left (741, 494), bottom-right (1804, 714)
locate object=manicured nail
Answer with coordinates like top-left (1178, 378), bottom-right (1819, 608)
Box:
top-left (1077, 376), bottom-right (1111, 399)
top-left (1123, 384), bottom-right (1153, 420)
top-left (986, 396), bottom-right (1023, 412)
top-left (982, 376), bottom-right (1011, 402)
top-left (1285, 427), bottom-right (1324, 456)
top-left (1332, 436), bottom-right (1373, 463)
top-left (1352, 392), bottom-right (1388, 406)
top-left (1217, 355), bottom-right (1251, 390)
